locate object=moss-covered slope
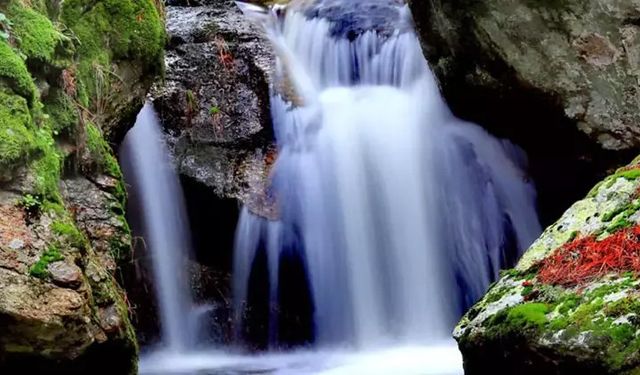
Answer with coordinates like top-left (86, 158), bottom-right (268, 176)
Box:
top-left (0, 0), bottom-right (164, 373)
top-left (455, 157), bottom-right (640, 375)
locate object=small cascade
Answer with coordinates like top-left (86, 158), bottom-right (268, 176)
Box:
top-left (121, 104), bottom-right (196, 352)
top-left (234, 2), bottom-right (542, 348)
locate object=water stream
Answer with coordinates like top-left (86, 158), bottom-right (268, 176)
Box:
top-left (121, 104), bottom-right (196, 353)
top-left (134, 1), bottom-right (542, 373)
top-left (233, 1), bottom-right (541, 347)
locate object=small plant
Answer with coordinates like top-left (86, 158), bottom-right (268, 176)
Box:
top-left (29, 245), bottom-right (64, 279)
top-left (0, 12), bottom-right (12, 42)
top-left (20, 194), bottom-right (40, 210)
top-left (19, 194), bottom-right (42, 220)
top-left (51, 219), bottom-right (87, 250)
top-left (209, 105), bottom-right (221, 115)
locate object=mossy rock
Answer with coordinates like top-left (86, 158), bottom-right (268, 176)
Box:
top-left (0, 0), bottom-right (165, 372)
top-left (455, 157), bottom-right (640, 374)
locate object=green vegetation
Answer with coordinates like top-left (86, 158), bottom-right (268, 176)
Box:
top-left (51, 219), bottom-right (88, 250)
top-left (507, 303), bottom-right (549, 328)
top-left (606, 168), bottom-right (640, 188)
top-left (0, 40), bottom-right (36, 103)
top-left (209, 105), bottom-right (221, 115)
top-left (0, 12), bottom-right (13, 42)
top-left (0, 90), bottom-right (35, 168)
top-left (601, 200), bottom-right (640, 233)
top-left (473, 275), bottom-right (640, 371)
top-left (60, 0), bottom-right (165, 107)
top-left (6, 2), bottom-right (69, 65)
top-left (85, 121), bottom-right (122, 178)
top-left (30, 129), bottom-right (62, 202)
top-left (29, 245), bottom-right (64, 278)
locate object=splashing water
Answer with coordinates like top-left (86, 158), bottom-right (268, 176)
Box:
top-left (121, 104), bottom-right (196, 352)
top-left (233, 1), bottom-right (541, 348)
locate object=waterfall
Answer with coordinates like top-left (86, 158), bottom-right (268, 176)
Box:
top-left (234, 3), bottom-right (542, 348)
top-left (121, 104), bottom-right (195, 352)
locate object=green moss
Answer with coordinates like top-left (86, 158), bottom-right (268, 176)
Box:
top-left (45, 90), bottom-right (79, 135)
top-left (51, 219), bottom-right (88, 250)
top-left (60, 0), bottom-right (165, 106)
top-left (0, 40), bottom-right (36, 102)
top-left (29, 245), bottom-right (64, 278)
top-left (85, 121), bottom-right (122, 178)
top-left (507, 303), bottom-right (549, 327)
top-left (607, 168), bottom-right (640, 188)
top-left (604, 297), bottom-right (640, 318)
top-left (6, 2), bottom-right (67, 65)
top-left (600, 199), bottom-right (640, 233)
top-left (30, 129), bottom-right (62, 202)
top-left (0, 90), bottom-right (36, 168)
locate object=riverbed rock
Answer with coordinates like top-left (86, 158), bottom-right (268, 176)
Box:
top-left (408, 0), bottom-right (640, 151)
top-left (0, 0), bottom-right (164, 372)
top-left (454, 157), bottom-right (640, 374)
top-left (152, 0), bottom-right (278, 218)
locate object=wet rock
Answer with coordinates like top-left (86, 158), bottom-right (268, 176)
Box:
top-left (152, 1), bottom-right (277, 218)
top-left (48, 261), bottom-right (82, 289)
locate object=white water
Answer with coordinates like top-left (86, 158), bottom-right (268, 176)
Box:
top-left (121, 104), bottom-right (195, 352)
top-left (234, 2), bottom-right (541, 347)
top-left (137, 1), bottom-right (542, 373)
top-left (140, 345), bottom-right (462, 374)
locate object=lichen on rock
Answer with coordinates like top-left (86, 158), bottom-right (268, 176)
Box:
top-left (455, 157), bottom-right (640, 374)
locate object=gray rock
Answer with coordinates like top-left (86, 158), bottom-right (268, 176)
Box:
top-left (152, 1), bottom-right (277, 218)
top-left (408, 0), bottom-right (640, 151)
top-left (48, 261), bottom-right (83, 289)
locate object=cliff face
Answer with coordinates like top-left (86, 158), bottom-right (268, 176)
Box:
top-left (0, 0), bottom-right (164, 373)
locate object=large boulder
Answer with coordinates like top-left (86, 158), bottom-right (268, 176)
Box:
top-left (454, 157), bottom-right (640, 374)
top-left (0, 0), bottom-right (164, 372)
top-left (152, 0), bottom-right (277, 218)
top-left (408, 0), bottom-right (640, 151)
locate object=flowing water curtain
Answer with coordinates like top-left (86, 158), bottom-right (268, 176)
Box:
top-left (234, 1), bottom-right (542, 348)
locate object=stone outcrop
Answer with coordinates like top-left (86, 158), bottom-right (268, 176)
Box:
top-left (454, 157), bottom-right (640, 374)
top-left (408, 0), bottom-right (640, 151)
top-left (0, 0), bottom-right (164, 373)
top-left (152, 0), bottom-right (277, 218)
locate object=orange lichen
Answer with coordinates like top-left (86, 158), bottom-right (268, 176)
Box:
top-left (538, 226), bottom-right (640, 287)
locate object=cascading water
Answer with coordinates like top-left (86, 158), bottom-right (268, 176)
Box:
top-left (136, 1), bottom-right (542, 373)
top-left (120, 104), bottom-right (196, 352)
top-left (234, 0), bottom-right (542, 349)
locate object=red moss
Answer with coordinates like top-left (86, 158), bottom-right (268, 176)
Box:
top-left (538, 226), bottom-right (640, 287)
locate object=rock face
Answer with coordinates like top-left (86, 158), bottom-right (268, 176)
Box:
top-left (0, 0), bottom-right (164, 373)
top-left (454, 157), bottom-right (640, 374)
top-left (408, 0), bottom-right (640, 151)
top-left (152, 0), bottom-right (277, 218)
